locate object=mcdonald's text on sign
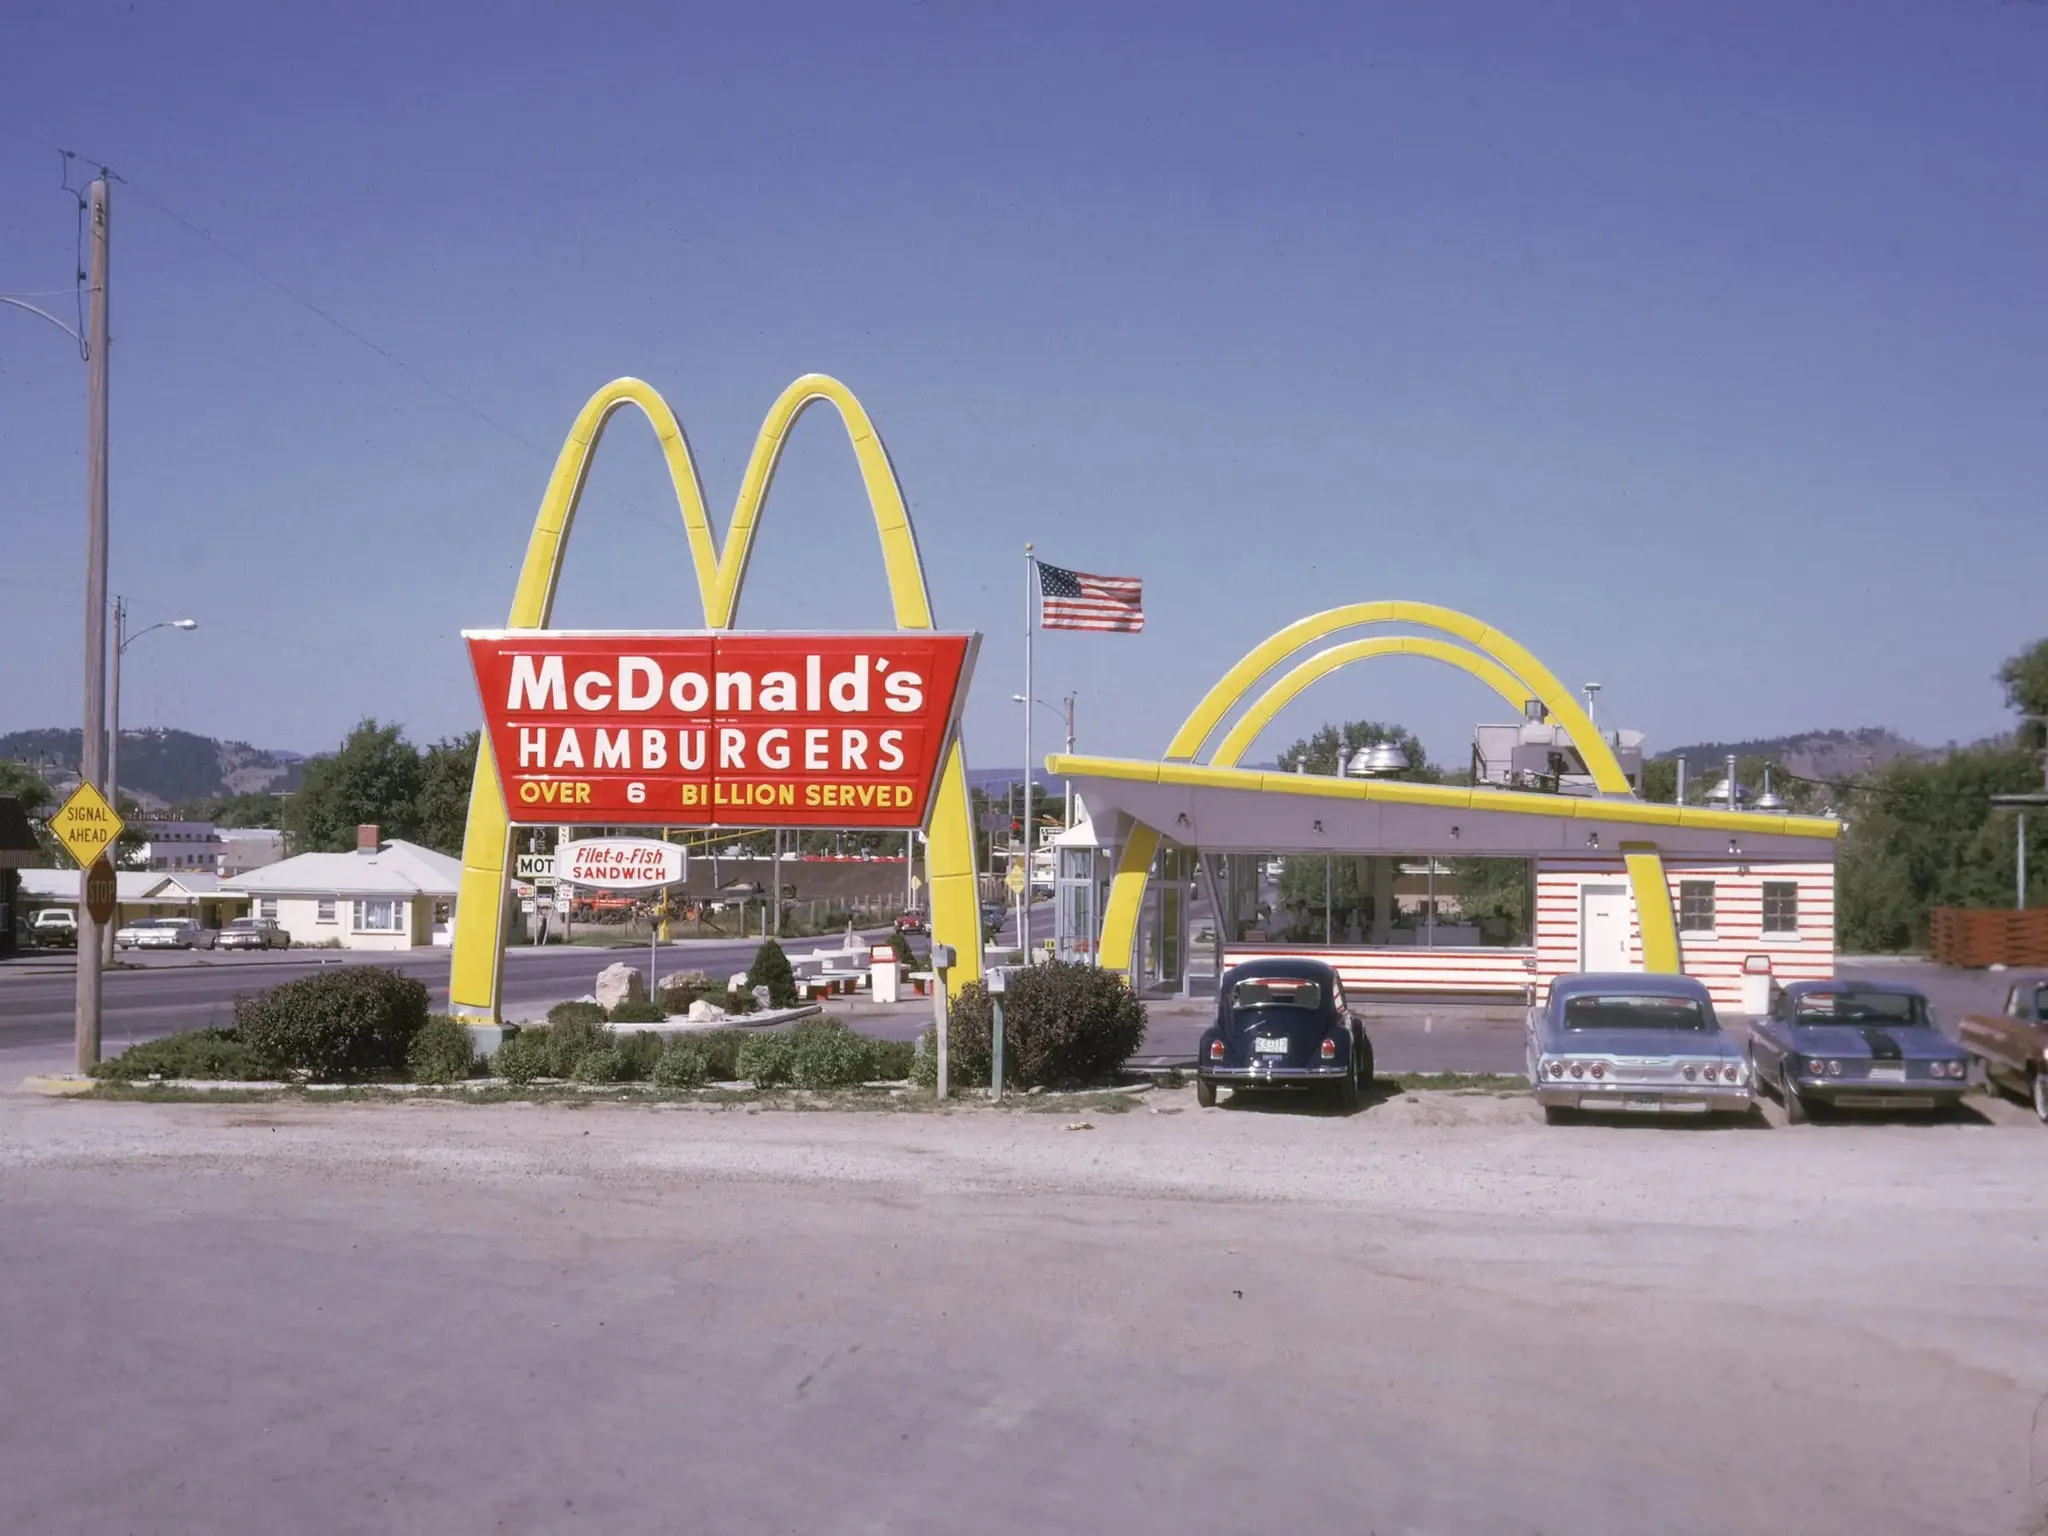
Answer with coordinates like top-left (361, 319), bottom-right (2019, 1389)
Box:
top-left (468, 631), bottom-right (979, 830)
top-left (49, 782), bottom-right (123, 870)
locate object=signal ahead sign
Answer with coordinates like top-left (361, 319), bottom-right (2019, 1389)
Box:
top-left (467, 631), bottom-right (979, 830)
top-left (50, 782), bottom-right (122, 870)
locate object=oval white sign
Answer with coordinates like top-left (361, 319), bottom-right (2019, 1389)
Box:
top-left (555, 837), bottom-right (686, 889)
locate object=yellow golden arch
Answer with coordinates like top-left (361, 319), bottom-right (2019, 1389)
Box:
top-left (449, 374), bottom-right (981, 1018)
top-left (1095, 601), bottom-right (1681, 975)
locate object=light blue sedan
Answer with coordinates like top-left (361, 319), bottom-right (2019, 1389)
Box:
top-left (1528, 973), bottom-right (1752, 1125)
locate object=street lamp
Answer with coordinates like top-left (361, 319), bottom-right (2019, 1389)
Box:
top-left (107, 596), bottom-right (198, 864)
top-left (1011, 693), bottom-right (1076, 821)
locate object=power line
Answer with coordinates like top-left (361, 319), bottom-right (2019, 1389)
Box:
top-left (3, 126), bottom-right (862, 627)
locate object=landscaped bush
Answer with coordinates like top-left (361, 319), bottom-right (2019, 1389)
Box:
top-left (494, 1029), bottom-right (549, 1084)
top-left (928, 962), bottom-right (1147, 1090)
top-left (688, 1029), bottom-right (753, 1081)
top-left (571, 1046), bottom-right (627, 1084)
top-left (233, 966), bottom-right (429, 1081)
top-left (659, 982), bottom-right (757, 1017)
top-left (735, 1031), bottom-right (795, 1087)
top-left (789, 1018), bottom-right (878, 1089)
top-left (91, 1028), bottom-right (273, 1082)
top-left (543, 1015), bottom-right (609, 1079)
top-left (608, 997), bottom-right (666, 1025)
top-left (614, 1030), bottom-right (666, 1081)
top-left (408, 1015), bottom-right (477, 1084)
top-left (651, 1041), bottom-right (709, 1089)
top-left (547, 1000), bottom-right (607, 1028)
top-left (910, 1019), bottom-right (990, 1090)
top-left (869, 1037), bottom-right (915, 1082)
top-left (747, 939), bottom-right (798, 1009)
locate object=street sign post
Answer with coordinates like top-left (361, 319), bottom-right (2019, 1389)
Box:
top-left (50, 781), bottom-right (122, 870)
top-left (84, 858), bottom-right (117, 926)
top-left (1004, 862), bottom-right (1025, 896)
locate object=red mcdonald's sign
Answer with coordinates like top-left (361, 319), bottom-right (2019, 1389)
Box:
top-left (466, 631), bottom-right (979, 829)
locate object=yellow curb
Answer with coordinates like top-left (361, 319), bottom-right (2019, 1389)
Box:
top-left (20, 1075), bottom-right (98, 1096)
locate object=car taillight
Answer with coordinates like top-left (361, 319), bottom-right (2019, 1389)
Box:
top-left (1568, 1062), bottom-right (1584, 1078)
top-left (1547, 1061), bottom-right (1565, 1079)
top-left (1589, 1062), bottom-right (1605, 1079)
top-left (1683, 1063), bottom-right (1698, 1081)
top-left (1320, 1037), bottom-right (1336, 1060)
top-left (1828, 1059), bottom-right (1843, 1076)
top-left (1208, 1040), bottom-right (1224, 1061)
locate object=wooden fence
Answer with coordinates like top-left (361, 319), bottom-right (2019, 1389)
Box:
top-left (1928, 907), bottom-right (2048, 968)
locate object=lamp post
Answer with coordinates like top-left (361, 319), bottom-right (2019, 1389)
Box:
top-left (102, 599), bottom-right (198, 960)
top-left (1012, 693), bottom-right (1076, 822)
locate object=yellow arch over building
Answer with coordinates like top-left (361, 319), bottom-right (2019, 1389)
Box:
top-left (1095, 603), bottom-right (1680, 978)
top-left (450, 374), bottom-right (981, 1019)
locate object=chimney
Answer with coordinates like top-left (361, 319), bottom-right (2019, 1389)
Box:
top-left (356, 824), bottom-right (381, 854)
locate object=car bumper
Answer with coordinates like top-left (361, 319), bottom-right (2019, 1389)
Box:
top-left (1200, 1063), bottom-right (1350, 1086)
top-left (1534, 1083), bottom-right (1752, 1115)
top-left (1792, 1079), bottom-right (1967, 1110)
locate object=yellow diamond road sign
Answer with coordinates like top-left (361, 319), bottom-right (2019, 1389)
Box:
top-left (50, 781), bottom-right (123, 870)
top-left (1004, 862), bottom-right (1026, 895)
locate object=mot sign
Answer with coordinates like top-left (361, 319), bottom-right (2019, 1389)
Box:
top-left (468, 631), bottom-right (979, 829)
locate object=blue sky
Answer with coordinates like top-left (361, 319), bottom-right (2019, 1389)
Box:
top-left (3, 0), bottom-right (2044, 776)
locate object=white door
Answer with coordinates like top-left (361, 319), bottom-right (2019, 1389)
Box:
top-left (1580, 885), bottom-right (1636, 973)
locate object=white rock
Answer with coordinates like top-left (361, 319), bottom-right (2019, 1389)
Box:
top-left (685, 999), bottom-right (728, 1023)
top-left (595, 963), bottom-right (647, 1012)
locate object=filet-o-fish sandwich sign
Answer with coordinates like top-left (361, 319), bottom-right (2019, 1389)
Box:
top-left (467, 631), bottom-right (979, 829)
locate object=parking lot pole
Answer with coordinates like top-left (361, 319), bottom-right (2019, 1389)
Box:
top-left (930, 943), bottom-right (954, 1099)
top-left (989, 967), bottom-right (1006, 1103)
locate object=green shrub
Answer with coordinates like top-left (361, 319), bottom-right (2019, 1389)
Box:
top-left (789, 1018), bottom-right (878, 1089)
top-left (651, 1041), bottom-right (708, 1089)
top-left (233, 966), bottom-right (429, 1081)
top-left (494, 1029), bottom-right (549, 1084)
top-left (409, 1015), bottom-right (477, 1084)
top-left (91, 1028), bottom-right (271, 1082)
top-left (548, 1000), bottom-right (607, 1028)
top-left (924, 962), bottom-right (1145, 1090)
top-left (688, 1029), bottom-right (753, 1081)
top-left (910, 1019), bottom-right (991, 1090)
top-left (736, 1031), bottom-right (795, 1087)
top-left (747, 939), bottom-right (798, 1009)
top-left (571, 1046), bottom-right (627, 1084)
top-left (615, 1030), bottom-right (666, 1082)
top-left (889, 930), bottom-right (916, 970)
top-left (869, 1037), bottom-right (915, 1082)
top-left (608, 997), bottom-right (666, 1025)
top-left (543, 1016), bottom-right (608, 1079)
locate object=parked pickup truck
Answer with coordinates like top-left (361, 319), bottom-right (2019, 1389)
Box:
top-left (28, 909), bottom-right (78, 948)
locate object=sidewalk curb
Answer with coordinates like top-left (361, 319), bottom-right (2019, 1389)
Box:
top-left (19, 1075), bottom-right (96, 1096)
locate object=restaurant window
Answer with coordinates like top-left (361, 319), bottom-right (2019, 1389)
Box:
top-left (316, 898), bottom-right (336, 923)
top-left (1761, 881), bottom-right (1798, 935)
top-left (353, 899), bottom-right (402, 932)
top-left (1678, 881), bottom-right (1716, 933)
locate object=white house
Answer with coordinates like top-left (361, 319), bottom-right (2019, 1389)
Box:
top-left (225, 827), bottom-right (459, 951)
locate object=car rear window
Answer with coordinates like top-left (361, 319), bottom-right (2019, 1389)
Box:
top-left (1793, 990), bottom-right (1928, 1026)
top-left (1233, 978), bottom-right (1321, 1010)
top-left (227, 919), bottom-right (258, 929)
top-left (1562, 995), bottom-right (1709, 1030)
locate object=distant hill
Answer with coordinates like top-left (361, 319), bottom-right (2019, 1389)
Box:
top-left (1654, 727), bottom-right (1929, 780)
top-left (0, 727), bottom-right (305, 810)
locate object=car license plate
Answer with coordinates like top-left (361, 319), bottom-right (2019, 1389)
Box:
top-left (1254, 1037), bottom-right (1289, 1055)
top-left (1621, 1095), bottom-right (1661, 1112)
top-left (1867, 1066), bottom-right (1905, 1083)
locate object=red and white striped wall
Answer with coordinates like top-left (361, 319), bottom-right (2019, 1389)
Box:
top-left (1226, 857), bottom-right (1835, 1012)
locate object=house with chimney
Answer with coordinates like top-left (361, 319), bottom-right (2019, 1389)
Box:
top-left (223, 824), bottom-right (459, 951)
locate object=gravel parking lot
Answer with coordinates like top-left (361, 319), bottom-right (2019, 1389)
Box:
top-left (3, 1084), bottom-right (2046, 1535)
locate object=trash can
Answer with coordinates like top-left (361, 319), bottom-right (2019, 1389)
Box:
top-left (1740, 955), bottom-right (1773, 1017)
top-left (870, 943), bottom-right (901, 1004)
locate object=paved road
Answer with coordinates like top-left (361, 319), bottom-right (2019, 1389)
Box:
top-left (4, 1090), bottom-right (2044, 1535)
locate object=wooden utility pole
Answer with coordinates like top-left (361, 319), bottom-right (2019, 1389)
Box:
top-left (76, 177), bottom-right (111, 1073)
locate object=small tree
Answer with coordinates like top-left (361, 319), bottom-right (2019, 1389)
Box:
top-left (748, 938), bottom-right (798, 1008)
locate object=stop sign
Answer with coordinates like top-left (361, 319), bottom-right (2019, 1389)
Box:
top-left (85, 857), bottom-right (117, 926)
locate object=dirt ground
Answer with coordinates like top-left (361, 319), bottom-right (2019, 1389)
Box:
top-left (3, 1084), bottom-right (2046, 1535)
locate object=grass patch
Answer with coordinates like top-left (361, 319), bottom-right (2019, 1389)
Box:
top-left (1379, 1072), bottom-right (1529, 1094)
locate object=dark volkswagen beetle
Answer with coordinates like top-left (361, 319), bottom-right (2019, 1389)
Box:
top-left (1196, 957), bottom-right (1374, 1110)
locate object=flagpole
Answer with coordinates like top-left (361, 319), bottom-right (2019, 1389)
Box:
top-left (1018, 544), bottom-right (1034, 965)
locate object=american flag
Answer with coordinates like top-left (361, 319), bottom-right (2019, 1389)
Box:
top-left (1037, 561), bottom-right (1144, 633)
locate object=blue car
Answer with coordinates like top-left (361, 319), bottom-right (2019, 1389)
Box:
top-left (1196, 957), bottom-right (1373, 1110)
top-left (1527, 974), bottom-right (1751, 1124)
top-left (1746, 979), bottom-right (1970, 1123)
